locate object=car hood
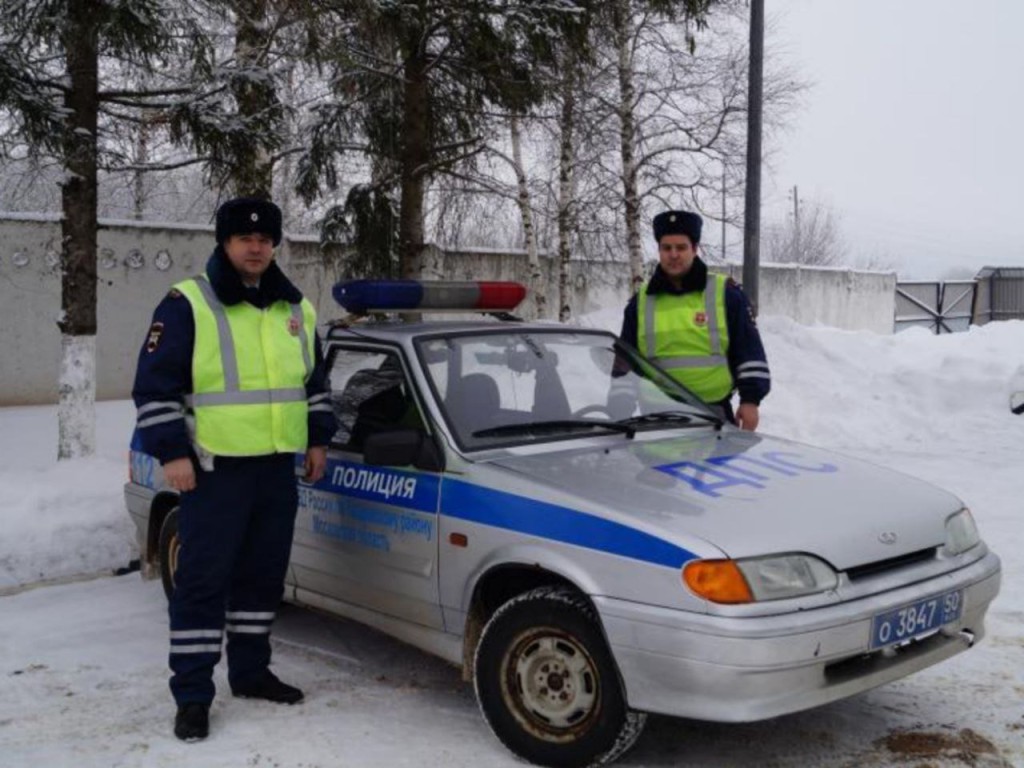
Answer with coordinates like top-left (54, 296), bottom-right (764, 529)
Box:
top-left (484, 428), bottom-right (962, 571)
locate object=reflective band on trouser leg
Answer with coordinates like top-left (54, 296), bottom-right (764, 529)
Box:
top-left (223, 610), bottom-right (272, 634)
top-left (169, 625), bottom-right (225, 703)
top-left (225, 611), bottom-right (274, 635)
top-left (170, 629), bottom-right (224, 655)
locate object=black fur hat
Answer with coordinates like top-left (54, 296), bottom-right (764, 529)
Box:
top-left (215, 197), bottom-right (283, 246)
top-left (652, 210), bottom-right (702, 244)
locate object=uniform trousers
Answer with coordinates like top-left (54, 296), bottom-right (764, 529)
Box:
top-left (168, 453), bottom-right (298, 705)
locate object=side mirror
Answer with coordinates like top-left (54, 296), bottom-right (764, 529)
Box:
top-left (363, 428), bottom-right (445, 472)
top-left (1011, 392), bottom-right (1024, 415)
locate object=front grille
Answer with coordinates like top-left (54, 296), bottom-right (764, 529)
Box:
top-left (845, 547), bottom-right (937, 581)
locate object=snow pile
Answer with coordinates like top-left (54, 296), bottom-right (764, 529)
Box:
top-left (759, 315), bottom-right (1024, 453)
top-left (0, 402), bottom-right (136, 591)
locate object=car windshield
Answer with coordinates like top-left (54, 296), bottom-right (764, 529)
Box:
top-left (416, 329), bottom-right (720, 450)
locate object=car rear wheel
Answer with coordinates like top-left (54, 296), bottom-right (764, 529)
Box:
top-left (473, 585), bottom-right (646, 768)
top-left (158, 507), bottom-right (180, 601)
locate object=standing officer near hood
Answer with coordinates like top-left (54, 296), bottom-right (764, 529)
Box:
top-left (619, 209), bottom-right (770, 430)
top-left (131, 197), bottom-right (336, 741)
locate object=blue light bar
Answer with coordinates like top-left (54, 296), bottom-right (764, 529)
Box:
top-left (333, 280), bottom-right (526, 314)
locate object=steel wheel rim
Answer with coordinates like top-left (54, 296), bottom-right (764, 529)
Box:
top-left (499, 627), bottom-right (600, 742)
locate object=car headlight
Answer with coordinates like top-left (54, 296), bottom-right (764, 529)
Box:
top-left (683, 554), bottom-right (838, 604)
top-left (944, 508), bottom-right (980, 555)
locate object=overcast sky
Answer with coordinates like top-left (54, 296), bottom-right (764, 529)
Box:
top-left (755, 0), bottom-right (1023, 279)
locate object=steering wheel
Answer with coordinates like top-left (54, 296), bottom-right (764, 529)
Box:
top-left (571, 404), bottom-right (615, 419)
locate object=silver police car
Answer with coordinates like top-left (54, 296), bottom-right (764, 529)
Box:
top-left (125, 280), bottom-right (1001, 768)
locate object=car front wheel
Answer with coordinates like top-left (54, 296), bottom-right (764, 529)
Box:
top-left (473, 585), bottom-right (646, 768)
top-left (158, 507), bottom-right (180, 601)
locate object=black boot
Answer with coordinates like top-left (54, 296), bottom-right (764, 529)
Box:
top-left (174, 702), bottom-right (210, 741)
top-left (231, 670), bottom-right (304, 704)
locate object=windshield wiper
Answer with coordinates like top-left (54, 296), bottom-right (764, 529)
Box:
top-left (617, 410), bottom-right (723, 430)
top-left (472, 419), bottom-right (636, 439)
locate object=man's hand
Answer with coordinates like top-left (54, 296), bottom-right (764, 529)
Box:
top-left (304, 446), bottom-right (328, 483)
top-left (163, 457), bottom-right (196, 492)
top-left (735, 403), bottom-right (760, 432)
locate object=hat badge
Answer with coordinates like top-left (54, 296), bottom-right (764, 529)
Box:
top-left (669, 214), bottom-right (676, 222)
top-left (251, 212), bottom-right (259, 222)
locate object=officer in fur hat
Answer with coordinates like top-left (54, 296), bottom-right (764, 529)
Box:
top-left (131, 197), bottom-right (337, 740)
top-left (618, 209), bottom-right (770, 430)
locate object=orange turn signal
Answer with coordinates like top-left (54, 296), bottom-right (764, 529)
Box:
top-left (683, 559), bottom-right (754, 604)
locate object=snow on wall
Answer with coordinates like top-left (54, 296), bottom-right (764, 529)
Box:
top-left (0, 216), bottom-right (895, 405)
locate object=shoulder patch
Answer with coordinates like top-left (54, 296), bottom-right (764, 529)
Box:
top-left (146, 321), bottom-right (165, 353)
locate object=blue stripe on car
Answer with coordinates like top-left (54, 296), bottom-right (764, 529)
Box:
top-left (441, 478), bottom-right (695, 569)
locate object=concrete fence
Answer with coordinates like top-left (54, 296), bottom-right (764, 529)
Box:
top-left (713, 261), bottom-right (896, 335)
top-left (0, 214), bottom-right (895, 405)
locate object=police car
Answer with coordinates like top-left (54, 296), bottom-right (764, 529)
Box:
top-left (125, 280), bottom-right (1002, 768)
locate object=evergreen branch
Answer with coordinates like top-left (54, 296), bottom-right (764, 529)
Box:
top-left (98, 86), bottom-right (193, 99)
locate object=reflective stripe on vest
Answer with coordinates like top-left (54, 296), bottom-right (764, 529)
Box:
top-left (637, 273), bottom-right (732, 402)
top-left (176, 276), bottom-right (317, 456)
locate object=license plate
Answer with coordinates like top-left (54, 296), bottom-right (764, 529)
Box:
top-left (870, 590), bottom-right (963, 649)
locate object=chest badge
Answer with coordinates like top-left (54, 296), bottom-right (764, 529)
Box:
top-left (287, 317), bottom-right (301, 336)
top-left (694, 311), bottom-right (707, 326)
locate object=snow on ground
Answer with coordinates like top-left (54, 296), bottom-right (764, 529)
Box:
top-left (2, 316), bottom-right (1024, 767)
top-left (0, 400), bottom-right (137, 591)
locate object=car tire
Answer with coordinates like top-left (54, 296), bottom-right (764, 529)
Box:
top-left (158, 507), bottom-right (180, 602)
top-left (473, 585), bottom-right (646, 768)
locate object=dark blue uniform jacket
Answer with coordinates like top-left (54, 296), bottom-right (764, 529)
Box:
top-left (620, 257), bottom-right (771, 406)
top-left (132, 247), bottom-right (337, 464)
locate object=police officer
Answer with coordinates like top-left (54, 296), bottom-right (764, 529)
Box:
top-left (132, 197), bottom-right (337, 741)
top-left (619, 209), bottom-right (770, 430)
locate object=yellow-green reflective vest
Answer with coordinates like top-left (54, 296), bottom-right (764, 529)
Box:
top-left (637, 273), bottom-right (732, 402)
top-left (175, 276), bottom-right (317, 456)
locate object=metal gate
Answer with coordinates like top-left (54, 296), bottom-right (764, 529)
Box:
top-left (973, 267), bottom-right (1024, 324)
top-left (894, 281), bottom-right (976, 334)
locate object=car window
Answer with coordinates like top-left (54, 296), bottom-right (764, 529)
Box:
top-left (417, 330), bottom-right (712, 450)
top-left (327, 348), bottom-right (424, 451)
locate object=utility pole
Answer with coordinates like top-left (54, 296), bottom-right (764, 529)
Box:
top-left (721, 163), bottom-right (727, 261)
top-left (742, 0), bottom-right (764, 314)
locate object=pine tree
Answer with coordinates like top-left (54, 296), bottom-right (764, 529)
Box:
top-left (295, 0), bottom-right (585, 278)
top-left (0, 0), bottom-right (188, 458)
